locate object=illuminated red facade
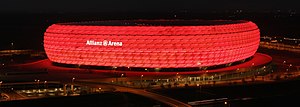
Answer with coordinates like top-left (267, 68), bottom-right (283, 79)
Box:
top-left (44, 20), bottom-right (260, 68)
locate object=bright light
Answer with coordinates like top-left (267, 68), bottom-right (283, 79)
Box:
top-left (44, 20), bottom-right (260, 68)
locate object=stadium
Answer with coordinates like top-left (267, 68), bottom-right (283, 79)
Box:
top-left (43, 20), bottom-right (272, 78)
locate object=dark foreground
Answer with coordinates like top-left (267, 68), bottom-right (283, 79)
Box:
top-left (0, 92), bottom-right (169, 107)
top-left (151, 78), bottom-right (300, 107)
top-left (1, 79), bottom-right (299, 107)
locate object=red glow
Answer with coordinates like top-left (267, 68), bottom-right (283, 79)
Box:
top-left (44, 20), bottom-right (260, 68)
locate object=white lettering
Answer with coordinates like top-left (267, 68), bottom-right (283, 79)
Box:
top-left (86, 40), bottom-right (122, 47)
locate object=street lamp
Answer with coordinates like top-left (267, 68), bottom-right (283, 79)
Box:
top-left (11, 42), bottom-right (14, 50)
top-left (224, 101), bottom-right (230, 107)
top-left (36, 79), bottom-right (40, 88)
top-left (140, 75), bottom-right (144, 87)
top-left (71, 77), bottom-right (75, 93)
top-left (176, 73), bottom-right (179, 81)
top-left (141, 75), bottom-right (144, 80)
top-left (63, 84), bottom-right (67, 95)
top-left (197, 84), bottom-right (201, 94)
top-left (0, 81), bottom-right (2, 88)
top-left (44, 81), bottom-right (48, 88)
top-left (72, 77), bottom-right (75, 83)
top-left (119, 73), bottom-right (124, 84)
top-left (98, 88), bottom-right (102, 92)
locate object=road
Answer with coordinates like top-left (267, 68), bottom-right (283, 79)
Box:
top-left (74, 80), bottom-right (192, 107)
top-left (0, 88), bottom-right (27, 101)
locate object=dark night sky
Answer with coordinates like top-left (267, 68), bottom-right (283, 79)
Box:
top-left (0, 0), bottom-right (299, 13)
top-left (0, 0), bottom-right (299, 50)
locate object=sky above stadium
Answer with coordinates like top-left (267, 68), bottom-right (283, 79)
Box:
top-left (0, 0), bottom-right (299, 13)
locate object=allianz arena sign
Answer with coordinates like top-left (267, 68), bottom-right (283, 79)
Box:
top-left (86, 40), bottom-right (123, 46)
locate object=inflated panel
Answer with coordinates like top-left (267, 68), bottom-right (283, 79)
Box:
top-left (44, 20), bottom-right (260, 68)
